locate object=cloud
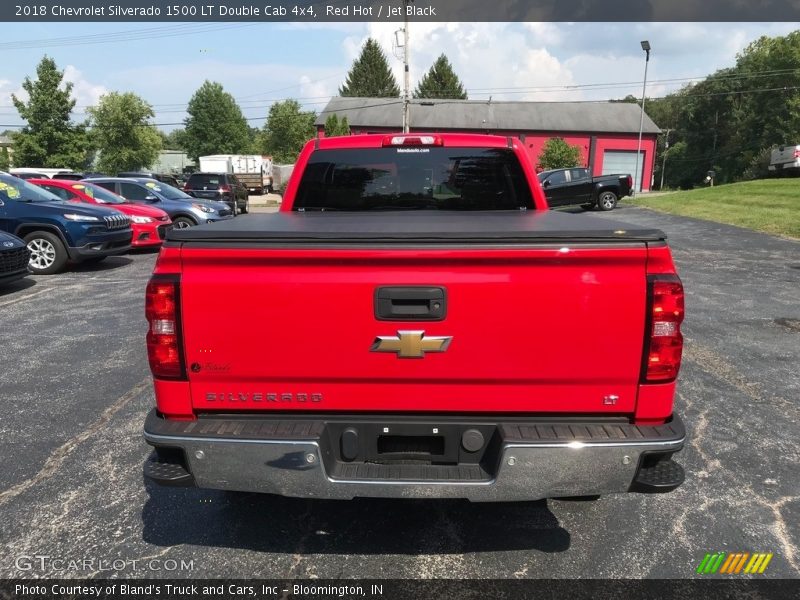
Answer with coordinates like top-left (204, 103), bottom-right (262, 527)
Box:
top-left (62, 65), bottom-right (108, 109)
top-left (343, 23), bottom-right (580, 101)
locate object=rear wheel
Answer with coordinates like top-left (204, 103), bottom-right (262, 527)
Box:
top-left (172, 216), bottom-right (196, 229)
top-left (597, 190), bottom-right (618, 211)
top-left (240, 198), bottom-right (249, 214)
top-left (24, 231), bottom-right (68, 275)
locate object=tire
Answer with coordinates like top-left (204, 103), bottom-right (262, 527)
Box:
top-left (172, 216), bottom-right (196, 229)
top-left (597, 190), bottom-right (618, 211)
top-left (240, 198), bottom-right (249, 214)
top-left (24, 231), bottom-right (69, 275)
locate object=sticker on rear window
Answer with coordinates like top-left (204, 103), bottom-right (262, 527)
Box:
top-left (0, 181), bottom-right (20, 198)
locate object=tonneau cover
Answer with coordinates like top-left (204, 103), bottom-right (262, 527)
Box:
top-left (167, 210), bottom-right (666, 244)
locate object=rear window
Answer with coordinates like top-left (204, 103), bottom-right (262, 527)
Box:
top-left (293, 147), bottom-right (534, 211)
top-left (188, 174), bottom-right (224, 188)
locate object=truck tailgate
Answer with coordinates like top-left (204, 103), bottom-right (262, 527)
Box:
top-left (171, 211), bottom-right (661, 414)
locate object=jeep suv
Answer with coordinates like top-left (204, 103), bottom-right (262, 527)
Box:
top-left (183, 173), bottom-right (249, 214)
top-left (0, 172), bottom-right (132, 274)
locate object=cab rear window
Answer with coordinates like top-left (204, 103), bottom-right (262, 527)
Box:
top-left (293, 147), bottom-right (533, 211)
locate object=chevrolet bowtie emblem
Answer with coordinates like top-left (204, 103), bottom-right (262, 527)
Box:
top-left (371, 330), bottom-right (453, 359)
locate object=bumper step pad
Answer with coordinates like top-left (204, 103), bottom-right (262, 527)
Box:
top-left (631, 458), bottom-right (685, 493)
top-left (144, 452), bottom-right (194, 487)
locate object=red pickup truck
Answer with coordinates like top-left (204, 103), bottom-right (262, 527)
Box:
top-left (143, 134), bottom-right (686, 501)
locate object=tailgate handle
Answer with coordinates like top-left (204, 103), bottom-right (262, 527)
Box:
top-left (375, 287), bottom-right (446, 321)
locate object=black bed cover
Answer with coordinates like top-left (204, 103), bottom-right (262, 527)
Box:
top-left (167, 210), bottom-right (666, 245)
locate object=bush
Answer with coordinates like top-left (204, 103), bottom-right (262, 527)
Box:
top-left (538, 138), bottom-right (582, 170)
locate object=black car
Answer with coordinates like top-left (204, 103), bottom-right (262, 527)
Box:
top-left (117, 172), bottom-right (181, 189)
top-left (183, 172), bottom-right (249, 214)
top-left (0, 231), bottom-right (31, 285)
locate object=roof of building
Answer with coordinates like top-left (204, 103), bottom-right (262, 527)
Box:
top-left (0, 135), bottom-right (13, 146)
top-left (316, 97), bottom-right (661, 134)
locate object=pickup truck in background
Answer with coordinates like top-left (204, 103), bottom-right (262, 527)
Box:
top-left (768, 144), bottom-right (800, 174)
top-left (537, 167), bottom-right (633, 211)
top-left (143, 133), bottom-right (686, 502)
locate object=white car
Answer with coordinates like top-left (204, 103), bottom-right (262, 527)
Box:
top-left (768, 144), bottom-right (800, 173)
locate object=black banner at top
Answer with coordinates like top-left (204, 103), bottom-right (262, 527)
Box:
top-left (3, 0), bottom-right (800, 22)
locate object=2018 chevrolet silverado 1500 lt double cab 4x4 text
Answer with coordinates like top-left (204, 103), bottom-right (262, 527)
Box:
top-left (143, 134), bottom-right (686, 502)
top-left (537, 167), bottom-right (633, 211)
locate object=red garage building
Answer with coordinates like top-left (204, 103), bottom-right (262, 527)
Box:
top-left (316, 97), bottom-right (661, 192)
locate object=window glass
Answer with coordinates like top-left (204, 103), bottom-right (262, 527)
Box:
top-left (294, 147), bottom-right (533, 211)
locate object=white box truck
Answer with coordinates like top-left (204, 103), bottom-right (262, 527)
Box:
top-left (198, 155), bottom-right (273, 194)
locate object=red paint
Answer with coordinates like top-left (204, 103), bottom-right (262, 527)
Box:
top-left (149, 134), bottom-right (682, 425)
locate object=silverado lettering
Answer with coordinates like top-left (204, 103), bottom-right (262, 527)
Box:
top-left (205, 393), bottom-right (323, 403)
top-left (143, 133), bottom-right (687, 502)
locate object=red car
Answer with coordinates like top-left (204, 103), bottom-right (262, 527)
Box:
top-left (31, 179), bottom-right (172, 248)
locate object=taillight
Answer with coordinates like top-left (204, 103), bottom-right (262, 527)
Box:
top-left (794, 149), bottom-right (800, 158)
top-left (627, 175), bottom-right (633, 188)
top-left (219, 184), bottom-right (231, 193)
top-left (382, 134), bottom-right (443, 147)
top-left (145, 275), bottom-right (185, 380)
top-left (182, 183), bottom-right (190, 191)
top-left (642, 274), bottom-right (684, 382)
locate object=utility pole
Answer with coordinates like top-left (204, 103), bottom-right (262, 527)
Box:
top-left (659, 128), bottom-right (671, 190)
top-left (634, 40), bottom-right (651, 196)
top-left (402, 0), bottom-right (411, 133)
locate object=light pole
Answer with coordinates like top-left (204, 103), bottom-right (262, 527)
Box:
top-left (634, 40), bottom-right (650, 196)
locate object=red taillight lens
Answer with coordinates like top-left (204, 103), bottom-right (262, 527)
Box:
top-left (145, 276), bottom-right (185, 380)
top-left (219, 184), bottom-right (231, 192)
top-left (794, 149), bottom-right (800, 158)
top-left (627, 175), bottom-right (633, 188)
top-left (643, 275), bottom-right (684, 382)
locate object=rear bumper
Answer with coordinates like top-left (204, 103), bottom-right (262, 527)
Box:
top-left (143, 410), bottom-right (685, 501)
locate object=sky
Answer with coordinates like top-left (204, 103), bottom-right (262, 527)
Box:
top-left (0, 21), bottom-right (798, 132)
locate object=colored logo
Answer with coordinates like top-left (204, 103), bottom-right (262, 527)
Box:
top-left (371, 330), bottom-right (452, 358)
top-left (696, 552), bottom-right (773, 575)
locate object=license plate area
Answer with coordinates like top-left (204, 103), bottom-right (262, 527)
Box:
top-left (323, 421), bottom-right (498, 467)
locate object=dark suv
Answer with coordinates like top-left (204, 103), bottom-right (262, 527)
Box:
top-left (0, 172), bottom-right (132, 274)
top-left (183, 173), bottom-right (249, 214)
top-left (117, 172), bottom-right (181, 189)
top-left (0, 231), bottom-right (30, 285)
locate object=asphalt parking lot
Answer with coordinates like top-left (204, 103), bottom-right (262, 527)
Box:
top-left (0, 205), bottom-right (797, 579)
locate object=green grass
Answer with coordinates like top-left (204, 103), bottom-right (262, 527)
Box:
top-left (624, 179), bottom-right (800, 239)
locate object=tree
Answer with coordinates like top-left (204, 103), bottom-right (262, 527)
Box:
top-left (538, 138), bottom-right (582, 170)
top-left (413, 54), bottom-right (467, 99)
top-left (159, 128), bottom-right (188, 151)
top-left (88, 92), bottom-right (162, 174)
top-left (260, 100), bottom-right (316, 163)
top-left (324, 114), bottom-right (351, 137)
top-left (0, 146), bottom-right (10, 171)
top-left (11, 56), bottom-right (91, 169)
top-left (183, 81), bottom-right (251, 161)
top-left (339, 38), bottom-right (400, 97)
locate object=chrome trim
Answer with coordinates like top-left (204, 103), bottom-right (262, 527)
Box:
top-left (144, 430), bottom-right (685, 501)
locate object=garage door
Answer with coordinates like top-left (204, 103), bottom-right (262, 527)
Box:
top-left (602, 150), bottom-right (645, 192)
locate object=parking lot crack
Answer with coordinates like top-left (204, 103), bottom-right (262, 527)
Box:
top-left (0, 378), bottom-right (151, 507)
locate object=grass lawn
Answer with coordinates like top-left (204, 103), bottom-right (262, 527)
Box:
top-left (624, 179), bottom-right (800, 239)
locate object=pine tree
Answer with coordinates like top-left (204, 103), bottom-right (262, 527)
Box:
top-left (11, 56), bottom-right (91, 169)
top-left (339, 38), bottom-right (400, 97)
top-left (413, 54), bottom-right (467, 99)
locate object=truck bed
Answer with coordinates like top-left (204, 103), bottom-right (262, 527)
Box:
top-left (166, 210), bottom-right (666, 245)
